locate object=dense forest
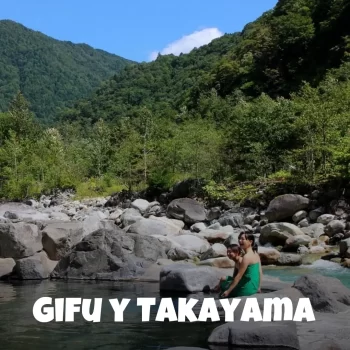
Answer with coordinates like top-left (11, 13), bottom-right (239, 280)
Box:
top-left (1, 0), bottom-right (350, 201)
top-left (0, 20), bottom-right (134, 123)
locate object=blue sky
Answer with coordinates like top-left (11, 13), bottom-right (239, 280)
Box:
top-left (1, 0), bottom-right (278, 62)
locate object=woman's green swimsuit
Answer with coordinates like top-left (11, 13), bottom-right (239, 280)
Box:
top-left (220, 262), bottom-right (260, 297)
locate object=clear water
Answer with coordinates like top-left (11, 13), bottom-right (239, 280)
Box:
top-left (0, 280), bottom-right (220, 350)
top-left (1, 262), bottom-right (350, 350)
top-left (263, 259), bottom-right (350, 288)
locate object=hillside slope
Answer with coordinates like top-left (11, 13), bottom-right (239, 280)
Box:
top-left (0, 20), bottom-right (135, 122)
top-left (60, 0), bottom-right (350, 124)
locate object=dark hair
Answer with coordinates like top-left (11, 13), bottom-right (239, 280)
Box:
top-left (238, 231), bottom-right (258, 253)
top-left (227, 244), bottom-right (243, 255)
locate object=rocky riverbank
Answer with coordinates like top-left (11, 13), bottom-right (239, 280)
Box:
top-left (1, 187), bottom-right (350, 349)
top-left (0, 188), bottom-right (349, 281)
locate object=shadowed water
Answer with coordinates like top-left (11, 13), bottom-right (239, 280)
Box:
top-left (1, 261), bottom-right (350, 350)
top-left (0, 280), bottom-right (221, 350)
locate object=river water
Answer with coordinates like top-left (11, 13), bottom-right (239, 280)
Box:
top-left (1, 262), bottom-right (349, 350)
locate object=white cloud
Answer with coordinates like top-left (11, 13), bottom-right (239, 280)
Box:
top-left (149, 27), bottom-right (223, 61)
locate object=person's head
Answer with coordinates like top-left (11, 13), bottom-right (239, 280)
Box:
top-left (238, 231), bottom-right (258, 253)
top-left (226, 244), bottom-right (243, 261)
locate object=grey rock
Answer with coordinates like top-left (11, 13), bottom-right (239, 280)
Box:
top-left (159, 264), bottom-right (223, 292)
top-left (41, 222), bottom-right (84, 260)
top-left (0, 258), bottom-right (15, 278)
top-left (51, 228), bottom-right (167, 280)
top-left (0, 222), bottom-right (42, 259)
top-left (260, 223), bottom-right (304, 246)
top-left (265, 194), bottom-right (309, 222)
top-left (208, 321), bottom-right (300, 349)
top-left (293, 275), bottom-right (350, 313)
top-left (167, 198), bottom-right (206, 224)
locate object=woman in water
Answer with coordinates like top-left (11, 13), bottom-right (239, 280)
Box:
top-left (220, 231), bottom-right (263, 298)
top-left (214, 244), bottom-right (243, 292)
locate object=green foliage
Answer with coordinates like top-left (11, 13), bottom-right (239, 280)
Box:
top-left (1, 0), bottom-right (350, 201)
top-left (0, 20), bottom-right (134, 123)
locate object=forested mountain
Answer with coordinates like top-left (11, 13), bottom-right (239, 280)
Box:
top-left (60, 0), bottom-right (350, 124)
top-left (1, 0), bottom-right (350, 201)
top-left (0, 20), bottom-right (135, 122)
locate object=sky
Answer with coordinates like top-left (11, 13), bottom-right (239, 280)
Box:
top-left (1, 0), bottom-right (278, 63)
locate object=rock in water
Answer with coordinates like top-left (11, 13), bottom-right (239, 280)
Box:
top-left (0, 258), bottom-right (15, 278)
top-left (51, 228), bottom-right (167, 280)
top-left (159, 264), bottom-right (222, 292)
top-left (167, 198), bottom-right (206, 224)
top-left (293, 275), bottom-right (350, 313)
top-left (260, 223), bottom-right (304, 246)
top-left (0, 222), bottom-right (42, 258)
top-left (208, 321), bottom-right (300, 349)
top-left (265, 194), bottom-right (309, 222)
top-left (13, 251), bottom-right (57, 280)
top-left (41, 222), bottom-right (84, 260)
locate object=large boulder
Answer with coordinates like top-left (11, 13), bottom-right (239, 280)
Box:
top-left (301, 223), bottom-right (325, 239)
top-left (13, 251), bottom-right (57, 280)
top-left (194, 228), bottom-right (233, 243)
top-left (0, 258), bottom-right (15, 278)
top-left (260, 223), bottom-right (304, 246)
top-left (167, 198), bottom-right (206, 224)
top-left (130, 199), bottom-right (150, 214)
top-left (284, 235), bottom-right (313, 252)
top-left (120, 208), bottom-right (142, 227)
top-left (200, 243), bottom-right (227, 260)
top-left (51, 229), bottom-right (167, 280)
top-left (171, 235), bottom-right (210, 254)
top-left (217, 212), bottom-right (244, 228)
top-left (159, 264), bottom-right (223, 292)
top-left (0, 222), bottom-right (42, 258)
top-left (82, 211), bottom-right (116, 236)
top-left (258, 246), bottom-right (281, 265)
top-left (127, 218), bottom-right (181, 236)
top-left (265, 194), bottom-right (309, 222)
top-left (208, 321), bottom-right (300, 349)
top-left (324, 220), bottom-right (346, 237)
top-left (339, 238), bottom-right (350, 259)
top-left (293, 275), bottom-right (350, 313)
top-left (41, 222), bottom-right (84, 260)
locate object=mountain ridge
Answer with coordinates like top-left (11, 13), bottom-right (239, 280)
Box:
top-left (0, 19), bottom-right (136, 122)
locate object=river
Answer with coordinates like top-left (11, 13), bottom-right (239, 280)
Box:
top-left (1, 262), bottom-right (349, 350)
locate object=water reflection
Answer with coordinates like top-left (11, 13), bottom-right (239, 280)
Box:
top-left (0, 280), bottom-right (220, 350)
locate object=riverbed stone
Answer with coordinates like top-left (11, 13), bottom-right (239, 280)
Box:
top-left (258, 246), bottom-right (281, 265)
top-left (167, 198), bottom-right (206, 224)
top-left (0, 222), bottom-right (42, 259)
top-left (51, 228), bottom-right (167, 280)
top-left (41, 221), bottom-right (84, 260)
top-left (200, 243), bottom-right (227, 260)
top-left (127, 218), bottom-right (181, 236)
top-left (260, 223), bottom-right (304, 246)
top-left (284, 235), bottom-right (313, 252)
top-left (13, 251), bottom-right (57, 279)
top-left (277, 253), bottom-right (302, 266)
top-left (208, 321), bottom-right (300, 349)
top-left (130, 199), bottom-right (149, 214)
top-left (197, 257), bottom-right (234, 268)
top-left (0, 258), bottom-right (15, 278)
top-left (292, 275), bottom-right (350, 313)
top-left (325, 220), bottom-right (346, 237)
top-left (301, 223), bottom-right (325, 238)
top-left (159, 264), bottom-right (223, 292)
top-left (339, 238), bottom-right (350, 259)
top-left (293, 210), bottom-right (307, 223)
top-left (265, 194), bottom-right (309, 222)
top-left (171, 235), bottom-right (210, 254)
